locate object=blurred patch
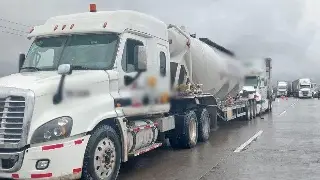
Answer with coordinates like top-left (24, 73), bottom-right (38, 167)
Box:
top-left (66, 90), bottom-right (90, 98)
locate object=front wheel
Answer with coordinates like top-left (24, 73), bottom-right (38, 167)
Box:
top-left (82, 125), bottom-right (121, 180)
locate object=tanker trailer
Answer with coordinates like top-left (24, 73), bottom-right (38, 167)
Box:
top-left (167, 25), bottom-right (268, 123)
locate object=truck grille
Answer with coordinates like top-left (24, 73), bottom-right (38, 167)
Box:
top-left (302, 91), bottom-right (308, 95)
top-left (0, 96), bottom-right (25, 144)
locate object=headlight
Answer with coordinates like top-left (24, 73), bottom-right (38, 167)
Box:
top-left (30, 116), bottom-right (73, 144)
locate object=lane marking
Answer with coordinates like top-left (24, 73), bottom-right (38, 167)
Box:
top-left (277, 100), bottom-right (297, 117)
top-left (279, 110), bottom-right (287, 116)
top-left (234, 130), bottom-right (263, 153)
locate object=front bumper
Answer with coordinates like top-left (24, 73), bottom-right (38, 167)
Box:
top-left (0, 135), bottom-right (90, 179)
top-left (299, 93), bottom-right (312, 98)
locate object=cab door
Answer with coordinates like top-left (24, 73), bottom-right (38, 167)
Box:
top-left (115, 32), bottom-right (150, 116)
top-left (148, 43), bottom-right (170, 114)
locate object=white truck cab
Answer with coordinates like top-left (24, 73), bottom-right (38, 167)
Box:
top-left (0, 5), bottom-right (172, 179)
top-left (276, 81), bottom-right (288, 97)
top-left (298, 79), bottom-right (312, 98)
top-left (239, 58), bottom-right (272, 115)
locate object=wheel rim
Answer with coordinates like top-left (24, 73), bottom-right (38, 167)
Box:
top-left (202, 113), bottom-right (210, 137)
top-left (189, 118), bottom-right (197, 143)
top-left (94, 138), bottom-right (116, 179)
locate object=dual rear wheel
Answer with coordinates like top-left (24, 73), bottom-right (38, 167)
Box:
top-left (169, 108), bottom-right (211, 149)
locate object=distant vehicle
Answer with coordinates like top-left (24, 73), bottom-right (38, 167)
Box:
top-left (292, 78), bottom-right (312, 98)
top-left (311, 83), bottom-right (317, 97)
top-left (287, 81), bottom-right (293, 97)
top-left (276, 81), bottom-right (288, 97)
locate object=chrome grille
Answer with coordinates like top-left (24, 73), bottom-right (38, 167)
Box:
top-left (0, 96), bottom-right (25, 144)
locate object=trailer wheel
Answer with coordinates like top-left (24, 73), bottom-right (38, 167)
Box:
top-left (169, 111), bottom-right (198, 149)
top-left (82, 125), bottom-right (121, 180)
top-left (197, 108), bottom-right (210, 142)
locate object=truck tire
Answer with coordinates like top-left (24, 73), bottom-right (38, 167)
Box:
top-left (196, 108), bottom-right (210, 142)
top-left (82, 125), bottom-right (121, 180)
top-left (244, 101), bottom-right (252, 121)
top-left (169, 110), bottom-right (198, 149)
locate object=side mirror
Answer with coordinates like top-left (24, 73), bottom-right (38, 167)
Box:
top-left (58, 64), bottom-right (72, 75)
top-left (134, 45), bottom-right (147, 72)
top-left (53, 64), bottom-right (72, 105)
top-left (19, 53), bottom-right (26, 72)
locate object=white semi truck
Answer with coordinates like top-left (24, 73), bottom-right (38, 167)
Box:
top-left (240, 58), bottom-right (273, 117)
top-left (292, 78), bottom-right (312, 98)
top-left (276, 81), bottom-right (288, 97)
top-left (0, 4), bottom-right (273, 180)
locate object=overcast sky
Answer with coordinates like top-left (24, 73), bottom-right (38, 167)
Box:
top-left (0, 0), bottom-right (320, 83)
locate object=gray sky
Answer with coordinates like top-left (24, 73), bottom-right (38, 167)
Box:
top-left (0, 0), bottom-right (320, 83)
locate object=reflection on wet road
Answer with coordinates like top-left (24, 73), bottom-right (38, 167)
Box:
top-left (118, 98), bottom-right (320, 180)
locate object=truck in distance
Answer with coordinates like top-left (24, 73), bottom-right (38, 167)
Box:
top-left (292, 78), bottom-right (312, 98)
top-left (276, 81), bottom-right (288, 97)
top-left (0, 4), bottom-right (273, 180)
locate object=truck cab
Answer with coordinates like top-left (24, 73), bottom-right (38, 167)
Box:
top-left (0, 7), bottom-right (173, 179)
top-left (240, 73), bottom-right (268, 114)
top-left (276, 81), bottom-right (288, 97)
top-left (298, 79), bottom-right (312, 98)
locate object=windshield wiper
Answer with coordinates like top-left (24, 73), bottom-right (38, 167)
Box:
top-left (20, 66), bottom-right (41, 71)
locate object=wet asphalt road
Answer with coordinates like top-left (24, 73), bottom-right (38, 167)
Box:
top-left (118, 97), bottom-right (320, 180)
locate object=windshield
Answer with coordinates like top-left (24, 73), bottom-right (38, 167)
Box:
top-left (244, 76), bottom-right (258, 86)
top-left (300, 84), bottom-right (311, 89)
top-left (22, 33), bottom-right (119, 71)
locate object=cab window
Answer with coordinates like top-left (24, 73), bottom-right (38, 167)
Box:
top-left (121, 39), bottom-right (144, 73)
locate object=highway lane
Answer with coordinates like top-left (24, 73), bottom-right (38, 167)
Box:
top-left (202, 97), bottom-right (320, 180)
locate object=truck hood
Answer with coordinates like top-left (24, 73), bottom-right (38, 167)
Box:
top-left (242, 86), bottom-right (256, 92)
top-left (0, 71), bottom-right (113, 96)
top-left (278, 89), bottom-right (287, 92)
top-left (300, 88), bottom-right (311, 91)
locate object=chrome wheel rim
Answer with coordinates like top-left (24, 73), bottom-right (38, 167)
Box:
top-left (94, 138), bottom-right (116, 179)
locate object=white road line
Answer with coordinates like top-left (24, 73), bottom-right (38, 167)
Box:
top-left (234, 130), bottom-right (263, 153)
top-left (279, 110), bottom-right (287, 116)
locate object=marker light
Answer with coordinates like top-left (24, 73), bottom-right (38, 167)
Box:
top-left (70, 24), bottom-right (74, 29)
top-left (62, 25), bottom-right (66, 30)
top-left (54, 25), bottom-right (58, 31)
top-left (90, 4), bottom-right (97, 12)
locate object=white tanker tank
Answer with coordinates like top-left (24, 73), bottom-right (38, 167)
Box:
top-left (168, 26), bottom-right (246, 100)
